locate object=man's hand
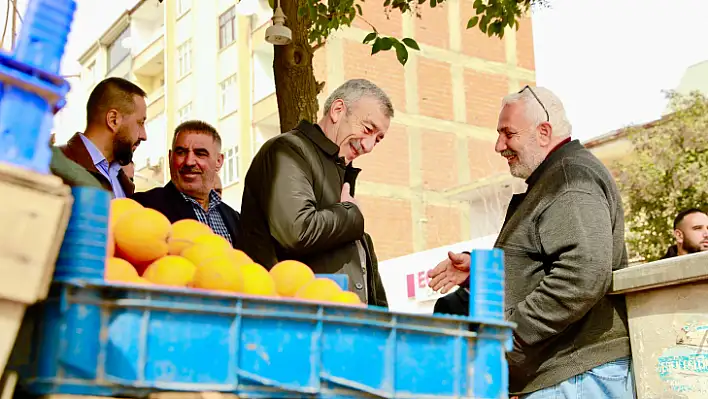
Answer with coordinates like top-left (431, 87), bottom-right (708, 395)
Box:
top-left (428, 251), bottom-right (471, 294)
top-left (341, 183), bottom-right (357, 205)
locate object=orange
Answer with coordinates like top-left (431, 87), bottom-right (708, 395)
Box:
top-left (109, 198), bottom-right (143, 229)
top-left (193, 257), bottom-right (244, 293)
top-left (330, 291), bottom-right (365, 307)
top-left (106, 230), bottom-right (115, 258)
top-left (240, 263), bottom-right (278, 297)
top-left (294, 278), bottom-right (343, 302)
top-left (105, 257), bottom-right (138, 282)
top-left (142, 255), bottom-right (197, 287)
top-left (181, 240), bottom-right (232, 268)
top-left (269, 260), bottom-right (315, 297)
top-left (229, 249), bottom-right (253, 266)
top-left (114, 208), bottom-right (172, 263)
top-left (168, 219), bottom-right (213, 255)
top-left (192, 233), bottom-right (231, 250)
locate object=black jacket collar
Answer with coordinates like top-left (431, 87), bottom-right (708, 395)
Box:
top-left (296, 120), bottom-right (340, 158)
top-left (295, 119), bottom-right (362, 194)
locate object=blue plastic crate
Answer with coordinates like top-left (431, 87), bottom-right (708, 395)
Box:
top-left (54, 187), bottom-right (110, 282)
top-left (0, 0), bottom-right (76, 173)
top-left (15, 259), bottom-right (513, 399)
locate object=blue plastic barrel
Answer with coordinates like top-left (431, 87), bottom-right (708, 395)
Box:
top-left (54, 187), bottom-right (111, 282)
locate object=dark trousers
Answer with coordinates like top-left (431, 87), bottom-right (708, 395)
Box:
top-left (433, 288), bottom-right (470, 316)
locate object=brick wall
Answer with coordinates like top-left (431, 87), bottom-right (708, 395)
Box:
top-left (342, 40), bottom-right (407, 113)
top-left (355, 124), bottom-right (410, 186)
top-left (357, 195), bottom-right (414, 259)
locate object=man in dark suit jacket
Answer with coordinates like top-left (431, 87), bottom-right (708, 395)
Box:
top-left (131, 120), bottom-right (240, 247)
top-left (60, 77), bottom-right (148, 198)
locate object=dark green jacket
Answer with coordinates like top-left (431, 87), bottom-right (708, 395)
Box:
top-left (239, 120), bottom-right (388, 307)
top-left (50, 146), bottom-right (104, 189)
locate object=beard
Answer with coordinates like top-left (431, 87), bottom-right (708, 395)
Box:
top-left (113, 125), bottom-right (136, 166)
top-left (506, 134), bottom-right (546, 179)
top-left (683, 238), bottom-right (708, 254)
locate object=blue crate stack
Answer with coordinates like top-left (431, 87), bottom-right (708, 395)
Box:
top-left (0, 0), bottom-right (76, 174)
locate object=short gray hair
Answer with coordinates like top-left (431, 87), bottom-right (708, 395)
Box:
top-left (501, 86), bottom-right (572, 138)
top-left (323, 79), bottom-right (394, 119)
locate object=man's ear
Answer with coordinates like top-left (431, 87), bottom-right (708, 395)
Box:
top-left (537, 121), bottom-right (553, 147)
top-left (329, 99), bottom-right (346, 124)
top-left (216, 152), bottom-right (224, 170)
top-left (674, 229), bottom-right (684, 244)
top-left (106, 109), bottom-right (121, 133)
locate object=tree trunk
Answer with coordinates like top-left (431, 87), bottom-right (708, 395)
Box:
top-left (272, 0), bottom-right (320, 133)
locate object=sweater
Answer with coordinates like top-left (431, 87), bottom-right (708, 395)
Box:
top-left (495, 140), bottom-right (631, 395)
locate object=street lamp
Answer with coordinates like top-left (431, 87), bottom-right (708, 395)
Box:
top-left (265, 0), bottom-right (291, 46)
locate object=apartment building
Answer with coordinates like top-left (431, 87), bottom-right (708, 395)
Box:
top-left (71, 0), bottom-right (537, 261)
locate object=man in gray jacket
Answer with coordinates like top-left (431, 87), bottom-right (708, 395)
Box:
top-left (428, 86), bottom-right (633, 398)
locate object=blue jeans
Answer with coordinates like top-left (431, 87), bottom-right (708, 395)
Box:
top-left (519, 357), bottom-right (636, 399)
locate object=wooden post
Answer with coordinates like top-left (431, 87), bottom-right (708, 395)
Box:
top-left (10, 0), bottom-right (16, 50)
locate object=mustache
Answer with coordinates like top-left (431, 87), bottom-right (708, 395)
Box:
top-left (501, 150), bottom-right (517, 157)
top-left (179, 167), bottom-right (202, 174)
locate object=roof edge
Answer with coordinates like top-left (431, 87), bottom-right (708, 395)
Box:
top-left (76, 0), bottom-right (150, 67)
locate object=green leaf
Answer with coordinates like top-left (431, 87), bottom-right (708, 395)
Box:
top-left (466, 16), bottom-right (479, 29)
top-left (384, 0), bottom-right (392, 6)
top-left (371, 38), bottom-right (383, 55)
top-left (479, 14), bottom-right (490, 34)
top-left (393, 41), bottom-right (409, 65)
top-left (430, 0), bottom-right (437, 7)
top-left (379, 37), bottom-right (394, 50)
top-left (402, 37), bottom-right (420, 50)
top-left (363, 31), bottom-right (377, 44)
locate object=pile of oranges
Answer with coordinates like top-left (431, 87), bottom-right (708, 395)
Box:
top-left (104, 198), bottom-right (363, 306)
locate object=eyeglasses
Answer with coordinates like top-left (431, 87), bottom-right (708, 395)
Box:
top-left (519, 85), bottom-right (549, 122)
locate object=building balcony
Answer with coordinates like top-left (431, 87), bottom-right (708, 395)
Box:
top-left (147, 85), bottom-right (165, 106)
top-left (133, 32), bottom-right (164, 77)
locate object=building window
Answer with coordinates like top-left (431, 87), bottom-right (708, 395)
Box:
top-left (220, 145), bottom-right (239, 186)
top-left (178, 103), bottom-right (192, 123)
top-left (219, 7), bottom-right (236, 49)
top-left (107, 28), bottom-right (131, 71)
top-left (177, 0), bottom-right (191, 16)
top-left (177, 41), bottom-right (192, 77)
top-left (219, 75), bottom-right (238, 116)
